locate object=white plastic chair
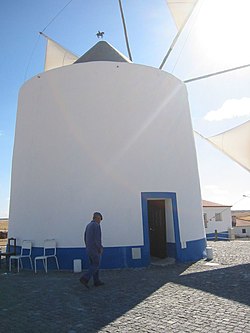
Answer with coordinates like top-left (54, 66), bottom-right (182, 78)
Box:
top-left (34, 239), bottom-right (59, 273)
top-left (9, 240), bottom-right (33, 272)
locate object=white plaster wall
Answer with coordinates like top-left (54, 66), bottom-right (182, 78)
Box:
top-left (203, 207), bottom-right (232, 234)
top-left (165, 199), bottom-right (175, 243)
top-left (234, 226), bottom-right (250, 237)
top-left (9, 62), bottom-right (205, 247)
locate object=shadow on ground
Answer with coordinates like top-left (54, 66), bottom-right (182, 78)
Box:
top-left (176, 263), bottom-right (250, 306)
top-left (0, 262), bottom-right (249, 332)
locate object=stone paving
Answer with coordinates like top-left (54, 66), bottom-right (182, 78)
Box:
top-left (0, 240), bottom-right (249, 333)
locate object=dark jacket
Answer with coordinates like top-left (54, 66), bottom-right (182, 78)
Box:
top-left (84, 220), bottom-right (103, 255)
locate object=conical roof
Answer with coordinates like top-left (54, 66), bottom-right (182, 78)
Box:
top-left (74, 41), bottom-right (131, 64)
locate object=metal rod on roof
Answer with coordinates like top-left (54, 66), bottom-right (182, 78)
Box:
top-left (184, 63), bottom-right (250, 83)
top-left (118, 0), bottom-right (133, 62)
top-left (41, 0), bottom-right (74, 33)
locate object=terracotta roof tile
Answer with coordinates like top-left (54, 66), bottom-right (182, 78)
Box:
top-left (235, 219), bottom-right (250, 227)
top-left (202, 200), bottom-right (232, 207)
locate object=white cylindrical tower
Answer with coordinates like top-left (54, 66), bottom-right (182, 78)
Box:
top-left (9, 42), bottom-right (206, 269)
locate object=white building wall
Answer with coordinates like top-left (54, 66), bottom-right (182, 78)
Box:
top-left (9, 62), bottom-right (205, 248)
top-left (203, 206), bottom-right (232, 234)
top-left (234, 226), bottom-right (250, 237)
top-left (165, 199), bottom-right (175, 243)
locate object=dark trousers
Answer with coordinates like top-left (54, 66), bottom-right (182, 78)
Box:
top-left (82, 253), bottom-right (101, 283)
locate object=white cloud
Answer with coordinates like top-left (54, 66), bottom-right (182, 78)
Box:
top-left (204, 97), bottom-right (250, 121)
top-left (203, 184), bottom-right (228, 195)
top-left (0, 210), bottom-right (9, 218)
top-left (232, 195), bottom-right (250, 210)
top-left (0, 197), bottom-right (10, 218)
top-left (202, 185), bottom-right (250, 209)
top-left (201, 185), bottom-right (230, 205)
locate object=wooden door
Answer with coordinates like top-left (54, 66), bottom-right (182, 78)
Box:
top-left (147, 200), bottom-right (167, 258)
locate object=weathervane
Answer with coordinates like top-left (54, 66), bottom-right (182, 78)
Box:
top-left (96, 31), bottom-right (104, 39)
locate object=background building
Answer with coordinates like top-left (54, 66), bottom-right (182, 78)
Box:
top-left (232, 211), bottom-right (250, 238)
top-left (202, 200), bottom-right (232, 239)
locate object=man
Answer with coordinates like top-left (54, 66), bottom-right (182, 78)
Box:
top-left (80, 212), bottom-right (104, 288)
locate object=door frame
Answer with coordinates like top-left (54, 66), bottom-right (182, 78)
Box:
top-left (141, 192), bottom-right (182, 261)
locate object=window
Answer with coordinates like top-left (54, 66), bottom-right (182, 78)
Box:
top-left (203, 213), bottom-right (208, 228)
top-left (215, 213), bottom-right (222, 221)
top-left (242, 229), bottom-right (246, 234)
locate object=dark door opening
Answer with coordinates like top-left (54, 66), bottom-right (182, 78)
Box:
top-left (147, 200), bottom-right (167, 258)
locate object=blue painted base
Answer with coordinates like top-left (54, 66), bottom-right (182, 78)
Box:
top-left (166, 242), bottom-right (176, 258)
top-left (206, 231), bottom-right (229, 240)
top-left (176, 238), bottom-right (207, 262)
top-left (14, 238), bottom-right (206, 270)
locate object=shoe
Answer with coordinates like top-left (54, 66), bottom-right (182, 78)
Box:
top-left (94, 281), bottom-right (104, 287)
top-left (80, 277), bottom-right (89, 289)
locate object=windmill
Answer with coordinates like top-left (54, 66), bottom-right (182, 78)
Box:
top-left (8, 0), bottom-right (249, 269)
top-left (39, 1), bottom-right (250, 174)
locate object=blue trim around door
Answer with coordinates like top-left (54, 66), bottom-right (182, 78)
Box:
top-left (141, 192), bottom-right (182, 262)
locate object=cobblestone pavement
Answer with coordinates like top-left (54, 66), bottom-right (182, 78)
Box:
top-left (0, 240), bottom-right (249, 333)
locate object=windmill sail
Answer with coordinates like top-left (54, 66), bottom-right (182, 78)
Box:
top-left (160, 0), bottom-right (198, 69)
top-left (202, 121), bottom-right (250, 172)
top-left (40, 33), bottom-right (78, 71)
top-left (166, 0), bottom-right (198, 30)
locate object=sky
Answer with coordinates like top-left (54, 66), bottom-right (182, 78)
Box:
top-left (0, 0), bottom-right (249, 217)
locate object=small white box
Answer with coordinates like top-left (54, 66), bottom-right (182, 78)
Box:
top-left (206, 247), bottom-right (213, 260)
top-left (132, 248), bottom-right (141, 259)
top-left (73, 259), bottom-right (82, 273)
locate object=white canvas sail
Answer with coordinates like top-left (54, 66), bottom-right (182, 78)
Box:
top-left (167, 0), bottom-right (198, 30)
top-left (206, 121), bottom-right (250, 172)
top-left (160, 0), bottom-right (198, 69)
top-left (41, 33), bottom-right (78, 71)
